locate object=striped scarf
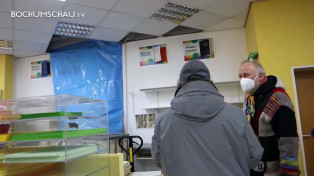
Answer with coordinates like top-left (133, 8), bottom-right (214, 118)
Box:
top-left (245, 91), bottom-right (255, 122)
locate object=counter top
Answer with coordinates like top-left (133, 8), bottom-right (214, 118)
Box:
top-left (129, 171), bottom-right (161, 176)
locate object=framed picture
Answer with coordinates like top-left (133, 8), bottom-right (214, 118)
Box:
top-left (135, 114), bottom-right (156, 128)
top-left (139, 44), bottom-right (167, 66)
top-left (183, 38), bottom-right (214, 61)
top-left (31, 60), bottom-right (51, 79)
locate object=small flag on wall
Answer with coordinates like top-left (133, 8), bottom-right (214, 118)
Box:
top-left (139, 44), bottom-right (168, 66)
top-left (183, 38), bottom-right (214, 61)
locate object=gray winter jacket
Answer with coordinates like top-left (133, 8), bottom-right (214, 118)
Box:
top-left (151, 80), bottom-right (263, 176)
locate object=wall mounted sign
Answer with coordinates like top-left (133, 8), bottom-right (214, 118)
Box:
top-left (135, 113), bottom-right (156, 128)
top-left (31, 60), bottom-right (51, 79)
top-left (183, 38), bottom-right (214, 61)
top-left (139, 44), bottom-right (168, 66)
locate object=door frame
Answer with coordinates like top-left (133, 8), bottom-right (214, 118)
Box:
top-left (291, 65), bottom-right (314, 176)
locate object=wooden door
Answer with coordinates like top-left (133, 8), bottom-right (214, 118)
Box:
top-left (295, 68), bottom-right (314, 176)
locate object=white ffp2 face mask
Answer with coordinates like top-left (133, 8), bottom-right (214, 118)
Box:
top-left (240, 74), bottom-right (259, 92)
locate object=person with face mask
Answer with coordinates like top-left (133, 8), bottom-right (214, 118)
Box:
top-left (151, 60), bottom-right (263, 176)
top-left (239, 60), bottom-right (300, 176)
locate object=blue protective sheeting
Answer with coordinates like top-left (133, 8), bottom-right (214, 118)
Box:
top-left (50, 40), bottom-right (123, 133)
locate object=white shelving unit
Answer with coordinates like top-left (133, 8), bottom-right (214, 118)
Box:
top-left (139, 81), bottom-right (244, 111)
top-left (139, 86), bottom-right (176, 93)
top-left (142, 106), bottom-right (170, 110)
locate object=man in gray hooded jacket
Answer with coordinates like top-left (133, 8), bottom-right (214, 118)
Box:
top-left (151, 60), bottom-right (263, 176)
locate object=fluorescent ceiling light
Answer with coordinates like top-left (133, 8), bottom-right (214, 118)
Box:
top-left (0, 40), bottom-right (13, 50)
top-left (150, 2), bottom-right (199, 24)
top-left (54, 21), bottom-right (95, 38)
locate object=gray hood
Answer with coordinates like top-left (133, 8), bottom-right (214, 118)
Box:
top-left (171, 80), bottom-right (225, 121)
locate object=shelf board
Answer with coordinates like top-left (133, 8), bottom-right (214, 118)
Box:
top-left (139, 81), bottom-right (240, 92)
top-left (139, 86), bottom-right (176, 93)
top-left (142, 102), bottom-right (243, 110)
top-left (135, 156), bottom-right (153, 160)
top-left (227, 101), bottom-right (243, 104)
top-left (142, 106), bottom-right (170, 110)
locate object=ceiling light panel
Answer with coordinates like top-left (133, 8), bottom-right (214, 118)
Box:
top-left (170, 0), bottom-right (217, 10)
top-left (150, 2), bottom-right (200, 24)
top-left (54, 21), bottom-right (95, 38)
top-left (0, 40), bottom-right (13, 50)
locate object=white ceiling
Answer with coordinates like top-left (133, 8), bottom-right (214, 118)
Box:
top-left (0, 0), bottom-right (259, 58)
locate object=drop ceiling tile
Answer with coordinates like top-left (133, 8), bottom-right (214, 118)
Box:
top-left (234, 9), bottom-right (249, 17)
top-left (233, 10), bottom-right (248, 21)
top-left (0, 0), bottom-right (13, 13)
top-left (14, 18), bottom-right (57, 33)
top-left (61, 4), bottom-right (108, 26)
top-left (163, 26), bottom-right (203, 37)
top-left (68, 0), bottom-right (119, 10)
top-left (14, 0), bottom-right (65, 12)
top-left (180, 10), bottom-right (228, 30)
top-left (0, 28), bottom-right (13, 40)
top-left (14, 30), bottom-right (52, 44)
top-left (234, 15), bottom-right (247, 21)
top-left (206, 0), bottom-right (250, 17)
top-left (14, 50), bottom-right (44, 58)
top-left (169, 0), bottom-right (216, 10)
top-left (0, 48), bottom-right (13, 55)
top-left (120, 32), bottom-right (158, 43)
top-left (13, 41), bottom-right (48, 52)
top-left (133, 19), bottom-right (177, 36)
top-left (113, 0), bottom-right (167, 18)
top-left (100, 12), bottom-right (146, 31)
top-left (206, 18), bottom-right (245, 31)
top-left (0, 12), bottom-right (12, 28)
top-left (89, 27), bottom-right (129, 42)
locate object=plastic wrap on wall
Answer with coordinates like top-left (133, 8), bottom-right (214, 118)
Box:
top-left (50, 40), bottom-right (123, 133)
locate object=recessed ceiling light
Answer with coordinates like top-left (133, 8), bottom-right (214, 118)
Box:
top-left (54, 21), bottom-right (95, 38)
top-left (0, 40), bottom-right (13, 50)
top-left (150, 2), bottom-right (200, 24)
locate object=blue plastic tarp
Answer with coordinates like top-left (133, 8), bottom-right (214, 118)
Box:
top-left (50, 40), bottom-right (123, 133)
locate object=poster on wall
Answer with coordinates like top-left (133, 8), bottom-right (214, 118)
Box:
top-left (31, 60), bottom-right (51, 79)
top-left (139, 44), bottom-right (167, 66)
top-left (183, 38), bottom-right (214, 61)
top-left (135, 114), bottom-right (156, 128)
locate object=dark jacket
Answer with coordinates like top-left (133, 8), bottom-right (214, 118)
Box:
top-left (246, 76), bottom-right (299, 176)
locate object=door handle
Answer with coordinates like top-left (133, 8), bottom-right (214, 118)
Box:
top-left (302, 129), bottom-right (314, 137)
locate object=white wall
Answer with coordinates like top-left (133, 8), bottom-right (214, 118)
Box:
top-left (124, 28), bottom-right (248, 144)
top-left (14, 54), bottom-right (54, 98)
